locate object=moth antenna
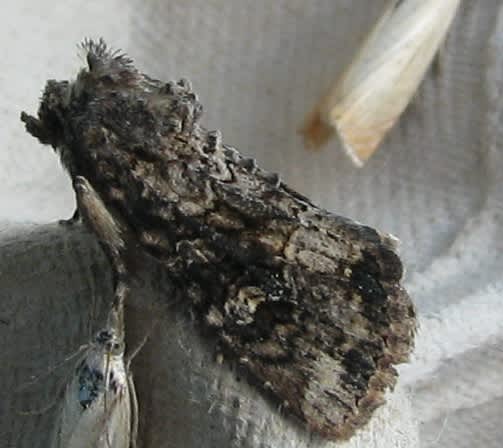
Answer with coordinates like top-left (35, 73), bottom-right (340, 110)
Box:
top-left (79, 38), bottom-right (139, 86)
top-left (80, 38), bottom-right (131, 70)
top-left (15, 344), bottom-right (90, 393)
top-left (16, 384), bottom-right (67, 416)
top-left (14, 344), bottom-right (90, 417)
top-left (80, 37), bottom-right (108, 69)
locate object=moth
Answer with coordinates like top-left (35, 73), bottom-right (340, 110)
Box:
top-left (301, 0), bottom-right (461, 166)
top-left (52, 177), bottom-right (138, 448)
top-left (22, 39), bottom-right (416, 441)
top-left (51, 303), bottom-right (137, 448)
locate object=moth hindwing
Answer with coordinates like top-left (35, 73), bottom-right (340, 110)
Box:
top-left (23, 38), bottom-right (416, 441)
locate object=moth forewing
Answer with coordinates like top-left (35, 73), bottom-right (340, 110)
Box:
top-left (51, 327), bottom-right (135, 448)
top-left (301, 0), bottom-right (461, 165)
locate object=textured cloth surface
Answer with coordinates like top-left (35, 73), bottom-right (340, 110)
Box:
top-left (1, 1), bottom-right (502, 446)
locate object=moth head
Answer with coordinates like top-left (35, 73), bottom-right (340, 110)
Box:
top-left (21, 38), bottom-right (140, 149)
top-left (95, 328), bottom-right (125, 355)
top-left (21, 79), bottom-right (71, 148)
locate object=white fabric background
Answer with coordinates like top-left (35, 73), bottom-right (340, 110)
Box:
top-left (1, 1), bottom-right (502, 446)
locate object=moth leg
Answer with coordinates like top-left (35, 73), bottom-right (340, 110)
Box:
top-left (58, 207), bottom-right (80, 226)
top-left (73, 176), bottom-right (130, 309)
top-left (15, 346), bottom-right (89, 416)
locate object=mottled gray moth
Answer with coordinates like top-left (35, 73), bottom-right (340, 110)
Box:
top-left (22, 38), bottom-right (416, 440)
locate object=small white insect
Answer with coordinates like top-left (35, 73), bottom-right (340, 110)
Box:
top-left (301, 0), bottom-right (461, 166)
top-left (51, 305), bottom-right (137, 448)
